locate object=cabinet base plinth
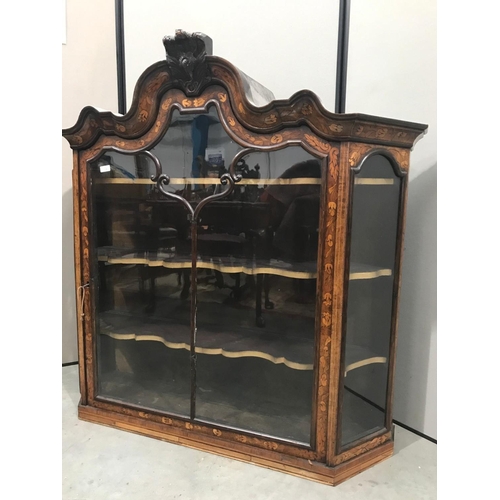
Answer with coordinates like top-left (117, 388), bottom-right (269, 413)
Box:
top-left (78, 403), bottom-right (394, 486)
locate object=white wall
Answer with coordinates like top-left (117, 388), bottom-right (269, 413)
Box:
top-left (124, 0), bottom-right (339, 112)
top-left (345, 0), bottom-right (437, 439)
top-left (62, 0), bottom-right (118, 363)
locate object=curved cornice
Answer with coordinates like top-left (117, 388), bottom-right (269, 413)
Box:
top-left (63, 56), bottom-right (428, 151)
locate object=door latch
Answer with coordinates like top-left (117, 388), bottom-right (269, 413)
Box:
top-left (77, 282), bottom-right (90, 319)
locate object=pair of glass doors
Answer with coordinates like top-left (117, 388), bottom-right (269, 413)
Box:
top-left (89, 107), bottom-right (401, 449)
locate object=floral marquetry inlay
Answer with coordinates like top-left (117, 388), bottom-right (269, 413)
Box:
top-left (348, 144), bottom-right (373, 167)
top-left (323, 293), bottom-right (333, 308)
top-left (387, 147), bottom-right (410, 169)
top-left (329, 123), bottom-right (344, 133)
top-left (348, 142), bottom-right (410, 173)
top-left (305, 135), bottom-right (332, 154)
top-left (332, 433), bottom-right (392, 466)
top-left (264, 114), bottom-right (278, 125)
top-left (161, 98), bottom-right (173, 110)
top-left (322, 312), bottom-right (332, 327)
top-left (301, 103), bottom-right (313, 115)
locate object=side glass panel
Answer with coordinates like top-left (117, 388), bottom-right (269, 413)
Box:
top-left (90, 151), bottom-right (192, 417)
top-left (340, 155), bottom-right (401, 447)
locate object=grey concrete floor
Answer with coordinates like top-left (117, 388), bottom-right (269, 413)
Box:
top-left (63, 366), bottom-right (436, 499)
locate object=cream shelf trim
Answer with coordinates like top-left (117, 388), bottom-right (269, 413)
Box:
top-left (98, 255), bottom-right (392, 281)
top-left (94, 177), bottom-right (321, 186)
top-left (101, 331), bottom-right (387, 373)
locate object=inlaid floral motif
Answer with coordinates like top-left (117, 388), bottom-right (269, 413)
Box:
top-left (244, 134), bottom-right (265, 146)
top-left (264, 114), bottom-right (277, 124)
top-left (332, 433), bottom-right (391, 465)
top-left (161, 98), bottom-right (173, 110)
top-left (304, 134), bottom-right (331, 154)
top-left (301, 103), bottom-right (313, 115)
top-left (322, 312), bottom-right (332, 327)
top-left (348, 144), bottom-right (372, 167)
top-left (329, 123), bottom-right (344, 132)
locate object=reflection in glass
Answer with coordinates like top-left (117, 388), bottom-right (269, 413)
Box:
top-left (91, 152), bottom-right (191, 417)
top-left (340, 155), bottom-right (401, 447)
top-left (194, 145), bottom-right (320, 444)
top-left (90, 107), bottom-right (323, 445)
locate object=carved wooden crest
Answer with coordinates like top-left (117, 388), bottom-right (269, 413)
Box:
top-left (163, 29), bottom-right (211, 96)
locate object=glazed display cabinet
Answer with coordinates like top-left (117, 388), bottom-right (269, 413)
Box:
top-left (63, 31), bottom-right (427, 485)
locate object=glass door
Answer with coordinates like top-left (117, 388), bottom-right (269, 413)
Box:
top-left (90, 150), bottom-right (192, 417)
top-left (89, 107), bottom-right (324, 447)
top-left (194, 146), bottom-right (321, 445)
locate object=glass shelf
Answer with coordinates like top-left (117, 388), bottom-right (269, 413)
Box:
top-left (99, 309), bottom-right (386, 374)
top-left (94, 177), bottom-right (392, 186)
top-left (98, 249), bottom-right (392, 281)
top-left (94, 177), bottom-right (322, 186)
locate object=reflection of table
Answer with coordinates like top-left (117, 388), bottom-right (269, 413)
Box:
top-left (96, 194), bottom-right (393, 326)
top-left (96, 197), bottom-right (316, 326)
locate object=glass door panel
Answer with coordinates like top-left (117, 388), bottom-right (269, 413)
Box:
top-left (90, 152), bottom-right (191, 417)
top-left (340, 154), bottom-right (401, 447)
top-left (90, 107), bottom-right (323, 446)
top-left (194, 146), bottom-right (320, 445)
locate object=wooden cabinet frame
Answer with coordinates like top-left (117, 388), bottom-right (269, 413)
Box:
top-left (63, 31), bottom-right (427, 485)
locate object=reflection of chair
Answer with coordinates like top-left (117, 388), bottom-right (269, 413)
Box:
top-left (260, 159), bottom-right (321, 260)
top-left (253, 159), bottom-right (321, 321)
top-left (104, 158), bottom-right (322, 326)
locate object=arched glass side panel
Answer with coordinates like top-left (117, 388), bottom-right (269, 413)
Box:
top-left (89, 150), bottom-right (192, 417)
top-left (340, 154), bottom-right (401, 448)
